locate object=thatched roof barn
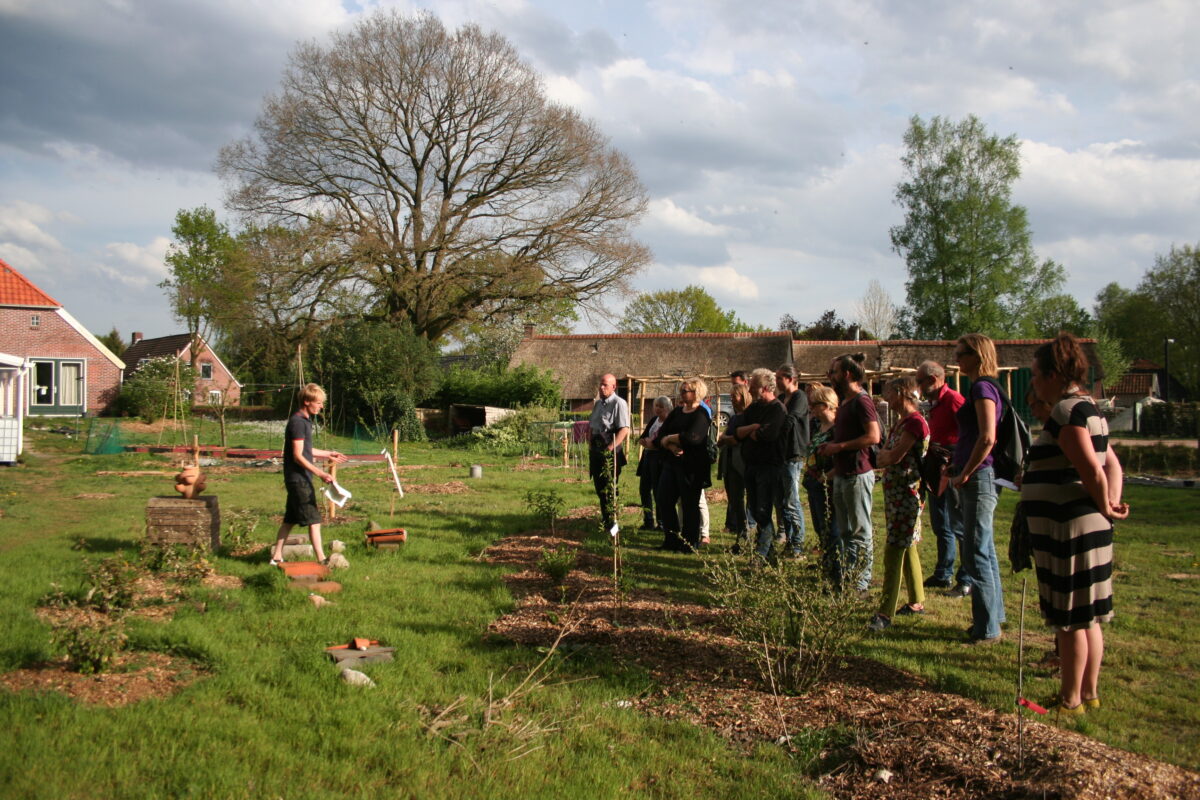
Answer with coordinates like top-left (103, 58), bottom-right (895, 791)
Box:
top-left (510, 331), bottom-right (794, 410)
top-left (511, 332), bottom-right (1104, 418)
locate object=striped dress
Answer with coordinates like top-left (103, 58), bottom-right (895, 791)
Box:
top-left (1020, 395), bottom-right (1114, 631)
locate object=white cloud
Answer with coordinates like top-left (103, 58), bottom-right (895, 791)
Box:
top-left (94, 237), bottom-right (171, 288)
top-left (646, 198), bottom-right (726, 236)
top-left (694, 265), bottom-right (759, 300)
top-left (0, 242), bottom-right (47, 273)
top-left (0, 201), bottom-right (64, 250)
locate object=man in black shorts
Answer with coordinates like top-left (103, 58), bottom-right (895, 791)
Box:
top-left (269, 383), bottom-right (347, 565)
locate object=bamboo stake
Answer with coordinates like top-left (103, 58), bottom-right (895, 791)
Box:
top-left (1017, 577), bottom-right (1027, 772)
top-left (392, 428), bottom-right (399, 464)
top-left (328, 462), bottom-right (338, 520)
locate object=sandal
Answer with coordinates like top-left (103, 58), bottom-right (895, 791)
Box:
top-left (1047, 696), bottom-right (1086, 716)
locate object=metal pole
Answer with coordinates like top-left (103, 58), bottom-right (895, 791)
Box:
top-left (1164, 338), bottom-right (1174, 403)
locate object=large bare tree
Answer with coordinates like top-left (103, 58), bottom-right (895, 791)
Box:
top-left (218, 12), bottom-right (649, 341)
top-left (854, 279), bottom-right (897, 340)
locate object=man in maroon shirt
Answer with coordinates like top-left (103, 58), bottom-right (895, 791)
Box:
top-left (817, 354), bottom-right (880, 592)
top-left (916, 360), bottom-right (969, 593)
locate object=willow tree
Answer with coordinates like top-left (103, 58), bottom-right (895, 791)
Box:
top-left (218, 11), bottom-right (649, 341)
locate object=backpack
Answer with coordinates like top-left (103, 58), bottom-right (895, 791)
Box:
top-left (705, 418), bottom-right (720, 464)
top-left (973, 377), bottom-right (1031, 490)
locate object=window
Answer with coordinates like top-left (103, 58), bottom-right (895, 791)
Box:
top-left (209, 390), bottom-right (223, 405)
top-left (200, 362), bottom-right (214, 380)
top-left (30, 314), bottom-right (39, 328)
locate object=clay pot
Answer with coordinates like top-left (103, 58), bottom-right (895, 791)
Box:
top-left (174, 465), bottom-right (207, 498)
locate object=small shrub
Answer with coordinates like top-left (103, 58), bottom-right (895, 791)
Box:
top-left (525, 489), bottom-right (566, 534)
top-left (52, 621), bottom-right (128, 674)
top-left (140, 541), bottom-right (213, 584)
top-left (80, 556), bottom-right (139, 613)
top-left (706, 554), bottom-right (869, 695)
top-left (39, 582), bottom-right (80, 610)
top-left (537, 546), bottom-right (576, 586)
top-left (116, 356), bottom-right (197, 422)
top-left (221, 508), bottom-right (261, 553)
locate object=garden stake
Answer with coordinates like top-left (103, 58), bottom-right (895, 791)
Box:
top-left (1018, 576), bottom-right (1026, 771)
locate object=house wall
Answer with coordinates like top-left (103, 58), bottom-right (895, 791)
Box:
top-left (0, 307), bottom-right (122, 413)
top-left (187, 341), bottom-right (241, 405)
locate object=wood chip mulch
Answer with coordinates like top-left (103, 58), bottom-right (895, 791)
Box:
top-left (0, 652), bottom-right (207, 707)
top-left (483, 527), bottom-right (1200, 800)
top-left (405, 481), bottom-right (471, 495)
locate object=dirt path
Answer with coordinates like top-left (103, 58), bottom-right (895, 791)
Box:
top-left (484, 527), bottom-right (1200, 800)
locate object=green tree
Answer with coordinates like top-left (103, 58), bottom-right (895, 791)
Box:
top-left (218, 11), bottom-right (649, 342)
top-left (1023, 293), bottom-right (1093, 338)
top-left (782, 310), bottom-right (871, 341)
top-left (1092, 325), bottom-right (1131, 393)
top-left (160, 206), bottom-right (236, 363)
top-left (118, 357), bottom-right (197, 422)
top-left (308, 319), bottom-right (439, 434)
top-left (620, 285), bottom-right (755, 333)
top-left (1138, 243), bottom-right (1200, 394)
top-left (890, 114), bottom-right (1066, 339)
top-left (97, 327), bottom-right (126, 358)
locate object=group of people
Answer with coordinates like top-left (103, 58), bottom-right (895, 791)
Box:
top-left (587, 330), bottom-right (1129, 714)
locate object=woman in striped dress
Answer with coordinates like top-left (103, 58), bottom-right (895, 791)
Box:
top-left (1023, 333), bottom-right (1129, 714)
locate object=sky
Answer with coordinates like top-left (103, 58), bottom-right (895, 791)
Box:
top-left (1, 0), bottom-right (1197, 344)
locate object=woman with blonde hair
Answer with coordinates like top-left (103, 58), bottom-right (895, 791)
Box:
top-left (654, 377), bottom-right (714, 552)
top-left (804, 383), bottom-right (840, 579)
top-left (951, 333), bottom-right (1007, 644)
top-left (1024, 333), bottom-right (1128, 713)
top-left (869, 376), bottom-right (929, 630)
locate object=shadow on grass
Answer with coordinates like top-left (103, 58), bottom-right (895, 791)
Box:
top-left (74, 536), bottom-right (136, 554)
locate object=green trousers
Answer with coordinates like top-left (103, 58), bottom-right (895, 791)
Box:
top-left (878, 542), bottom-right (924, 618)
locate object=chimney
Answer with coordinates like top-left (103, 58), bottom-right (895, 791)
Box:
top-left (523, 323), bottom-right (535, 338)
top-left (132, 332), bottom-right (144, 344)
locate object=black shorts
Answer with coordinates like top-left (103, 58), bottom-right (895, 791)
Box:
top-left (283, 479), bottom-right (323, 526)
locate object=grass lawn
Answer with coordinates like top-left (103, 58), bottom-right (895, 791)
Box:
top-left (1, 421), bottom-right (1197, 798)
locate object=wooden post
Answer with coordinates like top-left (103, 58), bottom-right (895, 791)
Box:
top-left (327, 461), bottom-right (338, 520)
top-left (561, 429), bottom-right (569, 469)
top-left (392, 429), bottom-right (399, 464)
top-left (192, 435), bottom-right (200, 466)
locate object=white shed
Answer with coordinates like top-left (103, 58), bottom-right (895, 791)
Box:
top-left (0, 352), bottom-right (30, 463)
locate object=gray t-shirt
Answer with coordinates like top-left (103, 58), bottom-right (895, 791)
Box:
top-left (589, 393), bottom-right (630, 445)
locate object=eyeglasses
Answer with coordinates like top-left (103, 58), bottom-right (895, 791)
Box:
top-left (954, 349), bottom-right (973, 359)
top-left (680, 388), bottom-right (696, 394)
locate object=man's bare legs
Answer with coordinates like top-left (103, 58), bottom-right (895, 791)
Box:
top-left (270, 522), bottom-right (328, 563)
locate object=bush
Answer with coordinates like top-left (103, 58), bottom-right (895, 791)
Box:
top-left (435, 364), bottom-right (562, 409)
top-left (139, 541), bottom-right (213, 584)
top-left (705, 555), bottom-right (869, 695)
top-left (1139, 402), bottom-right (1200, 438)
top-left (537, 546), bottom-right (576, 586)
top-left (439, 406), bottom-right (561, 454)
top-left (52, 621), bottom-right (127, 674)
top-left (116, 356), bottom-right (197, 422)
top-left (79, 556), bottom-right (139, 613)
top-left (526, 488), bottom-right (566, 534)
top-left (308, 319), bottom-right (440, 432)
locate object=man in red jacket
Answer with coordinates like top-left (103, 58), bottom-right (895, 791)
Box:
top-left (917, 360), bottom-right (969, 595)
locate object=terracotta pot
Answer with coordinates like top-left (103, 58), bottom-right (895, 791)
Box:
top-left (174, 465), bottom-right (207, 498)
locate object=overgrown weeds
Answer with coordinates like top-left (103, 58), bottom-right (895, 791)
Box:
top-left (139, 541), bottom-right (213, 584)
top-left (537, 546), bottom-right (576, 600)
top-left (706, 554), bottom-right (869, 696)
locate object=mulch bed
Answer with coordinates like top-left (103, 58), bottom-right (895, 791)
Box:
top-left (483, 527), bottom-right (1200, 800)
top-left (0, 652), bottom-right (208, 707)
top-left (405, 481), bottom-right (471, 495)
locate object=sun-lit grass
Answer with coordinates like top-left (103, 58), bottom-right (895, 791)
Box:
top-left (0, 430), bottom-right (819, 800)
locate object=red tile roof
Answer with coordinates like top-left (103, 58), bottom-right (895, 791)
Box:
top-left (0, 257), bottom-right (60, 307)
top-left (1107, 373), bottom-right (1155, 397)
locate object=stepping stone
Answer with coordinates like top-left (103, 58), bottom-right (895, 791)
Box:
top-left (286, 580), bottom-right (342, 593)
top-left (279, 561), bottom-right (331, 580)
top-left (282, 544), bottom-right (314, 559)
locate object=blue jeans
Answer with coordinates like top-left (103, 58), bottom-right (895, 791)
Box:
top-left (928, 488), bottom-right (968, 586)
top-left (746, 462), bottom-right (785, 560)
top-left (952, 466), bottom-right (1006, 639)
top-left (831, 471), bottom-right (875, 591)
top-left (804, 476), bottom-right (840, 583)
top-left (777, 460), bottom-right (807, 552)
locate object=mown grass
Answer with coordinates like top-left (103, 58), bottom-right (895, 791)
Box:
top-left (2, 422), bottom-right (1197, 800)
top-left (0, 429), bottom-right (816, 800)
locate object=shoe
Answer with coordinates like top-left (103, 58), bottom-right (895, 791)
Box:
top-left (946, 584), bottom-right (973, 599)
top-left (1047, 697), bottom-right (1086, 716)
top-left (867, 613), bottom-right (892, 631)
top-left (1083, 696), bottom-right (1101, 709)
top-left (269, 556), bottom-right (283, 567)
top-left (700, 534), bottom-right (710, 545)
top-left (896, 604), bottom-right (925, 616)
top-left (923, 576), bottom-right (952, 588)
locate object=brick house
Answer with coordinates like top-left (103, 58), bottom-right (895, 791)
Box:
top-left (0, 258), bottom-right (125, 416)
top-left (121, 332), bottom-right (242, 406)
